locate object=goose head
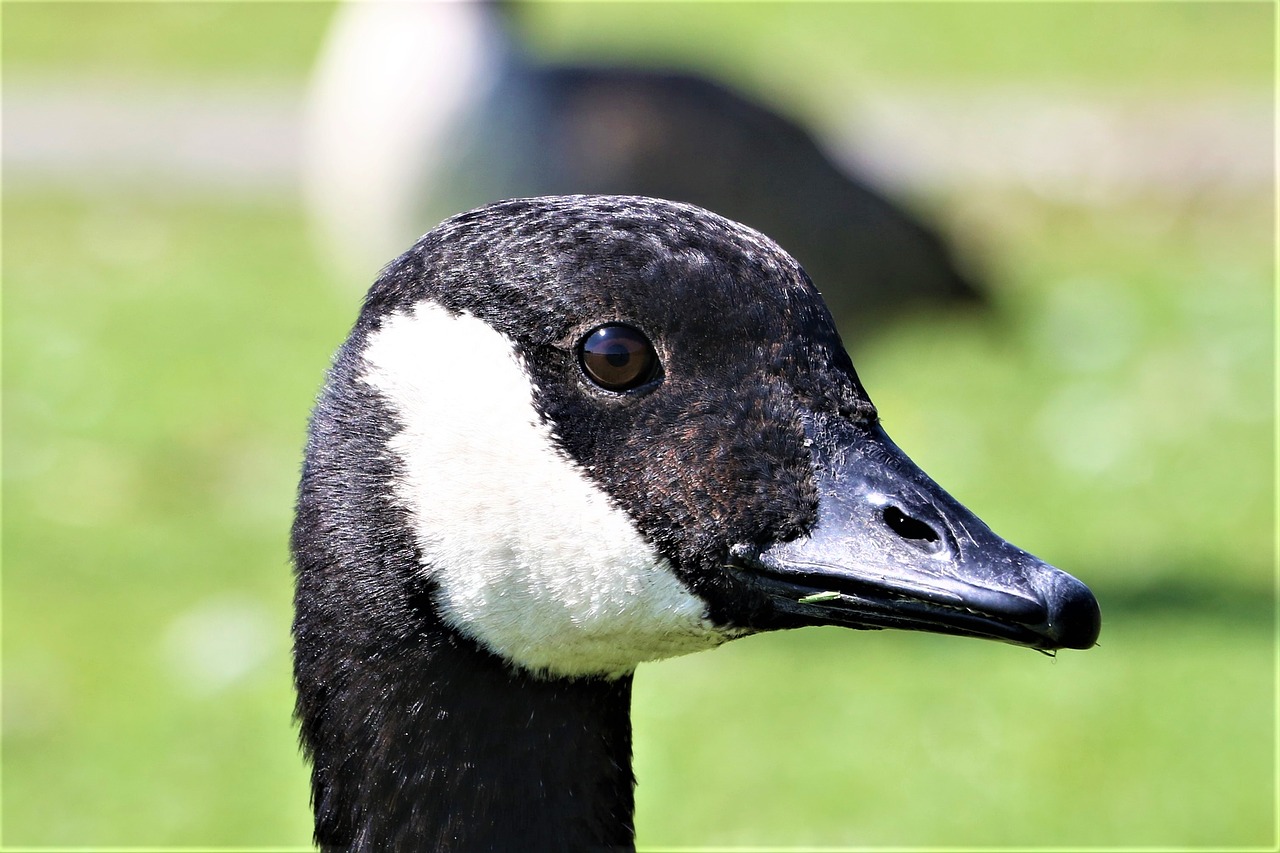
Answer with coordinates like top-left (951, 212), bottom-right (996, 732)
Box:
top-left (292, 194), bottom-right (1099, 849)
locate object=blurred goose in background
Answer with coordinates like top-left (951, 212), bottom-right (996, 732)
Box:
top-left (302, 0), bottom-right (984, 331)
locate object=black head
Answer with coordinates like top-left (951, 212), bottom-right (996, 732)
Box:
top-left (295, 195), bottom-right (1099, 685)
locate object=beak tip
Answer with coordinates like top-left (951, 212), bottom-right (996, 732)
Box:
top-left (1043, 573), bottom-right (1102, 650)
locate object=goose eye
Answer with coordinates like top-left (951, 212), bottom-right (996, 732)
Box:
top-left (578, 324), bottom-right (659, 392)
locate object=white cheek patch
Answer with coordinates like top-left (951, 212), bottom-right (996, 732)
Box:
top-left (360, 301), bottom-right (729, 677)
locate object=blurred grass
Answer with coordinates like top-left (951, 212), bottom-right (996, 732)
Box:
top-left (5, 2), bottom-right (1267, 89)
top-left (1, 1), bottom-right (336, 81)
top-left (2, 1), bottom-right (1275, 849)
top-left (2, 192), bottom-right (343, 845)
top-left (634, 615), bottom-right (1274, 848)
top-left (522, 2), bottom-right (1273, 92)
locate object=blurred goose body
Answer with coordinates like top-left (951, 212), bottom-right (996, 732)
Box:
top-left (303, 1), bottom-right (981, 328)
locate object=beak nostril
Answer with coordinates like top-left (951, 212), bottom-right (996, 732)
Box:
top-left (882, 506), bottom-right (942, 550)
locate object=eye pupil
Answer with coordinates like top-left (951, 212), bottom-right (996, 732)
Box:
top-left (579, 324), bottom-right (658, 392)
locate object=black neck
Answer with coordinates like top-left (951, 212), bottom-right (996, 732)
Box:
top-left (293, 363), bottom-right (638, 850)
top-left (295, 624), bottom-right (637, 852)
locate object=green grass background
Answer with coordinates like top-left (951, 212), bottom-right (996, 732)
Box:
top-left (2, 2), bottom-right (1275, 849)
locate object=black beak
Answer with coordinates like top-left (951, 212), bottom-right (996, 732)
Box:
top-left (732, 416), bottom-right (1100, 651)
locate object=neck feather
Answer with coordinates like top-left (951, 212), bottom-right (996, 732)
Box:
top-left (295, 622), bottom-right (637, 852)
top-left (293, 351), bottom-right (639, 851)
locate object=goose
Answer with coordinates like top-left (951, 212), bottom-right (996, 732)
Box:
top-left (291, 195), bottom-right (1100, 852)
top-left (303, 1), bottom-right (982, 331)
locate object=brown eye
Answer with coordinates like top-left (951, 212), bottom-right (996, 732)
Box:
top-left (578, 324), bottom-right (659, 392)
